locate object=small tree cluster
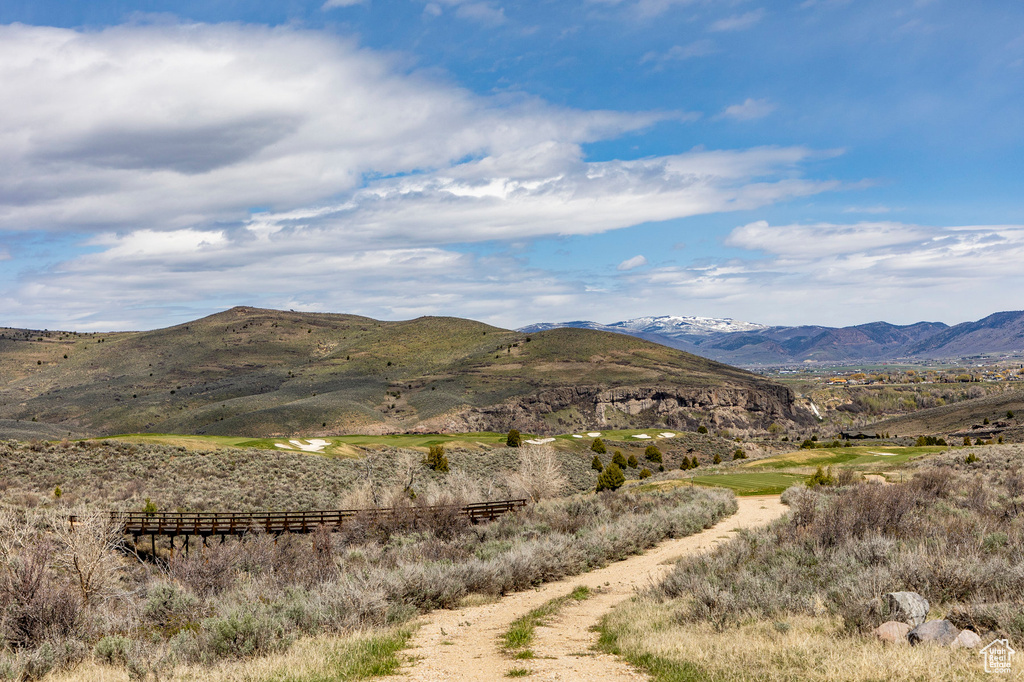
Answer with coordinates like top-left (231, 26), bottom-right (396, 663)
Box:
top-left (595, 462), bottom-right (625, 492)
top-left (732, 448), bottom-right (747, 460)
top-left (965, 452), bottom-right (980, 464)
top-left (806, 465), bottom-right (835, 488)
top-left (591, 437), bottom-right (607, 454)
top-left (680, 456), bottom-right (699, 470)
top-left (697, 425), bottom-right (708, 434)
top-left (915, 435), bottom-right (948, 446)
top-left (423, 444), bottom-right (449, 472)
top-left (644, 445), bottom-right (662, 463)
top-left (639, 468), bottom-right (652, 479)
top-left (713, 453), bottom-right (722, 464)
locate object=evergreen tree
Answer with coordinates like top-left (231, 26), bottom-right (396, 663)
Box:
top-left (423, 444), bottom-right (449, 472)
top-left (639, 468), bottom-right (652, 479)
top-left (591, 455), bottom-right (604, 472)
top-left (595, 462), bottom-right (625, 492)
top-left (506, 429), bottom-right (522, 447)
top-left (713, 453), bottom-right (722, 465)
top-left (627, 454), bottom-right (638, 468)
top-left (612, 450), bottom-right (627, 468)
top-left (644, 445), bottom-right (663, 463)
top-left (591, 437), bottom-right (607, 454)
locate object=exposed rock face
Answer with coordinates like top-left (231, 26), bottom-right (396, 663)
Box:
top-left (421, 383), bottom-right (812, 435)
top-left (885, 591), bottom-right (930, 627)
top-left (908, 620), bottom-right (960, 646)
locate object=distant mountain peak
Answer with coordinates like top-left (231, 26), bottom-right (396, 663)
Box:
top-left (607, 315), bottom-right (771, 336)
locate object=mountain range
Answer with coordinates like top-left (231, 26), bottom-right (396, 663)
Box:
top-left (520, 311), bottom-right (1024, 365)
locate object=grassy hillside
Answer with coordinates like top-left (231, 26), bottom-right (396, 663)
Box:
top-left (0, 307), bottom-right (790, 438)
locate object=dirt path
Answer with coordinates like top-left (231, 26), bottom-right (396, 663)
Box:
top-left (401, 495), bottom-right (788, 681)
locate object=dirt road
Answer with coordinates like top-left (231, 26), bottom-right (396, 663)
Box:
top-left (401, 494), bottom-right (788, 681)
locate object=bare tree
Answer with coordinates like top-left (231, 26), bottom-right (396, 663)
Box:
top-left (50, 511), bottom-right (125, 607)
top-left (505, 445), bottom-right (567, 503)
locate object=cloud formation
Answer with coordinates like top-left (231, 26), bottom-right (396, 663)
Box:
top-left (642, 221), bottom-right (1024, 325)
top-left (709, 10), bottom-right (765, 32)
top-left (0, 21), bottom-right (845, 330)
top-left (718, 98), bottom-right (777, 121)
top-left (617, 255), bottom-right (648, 271)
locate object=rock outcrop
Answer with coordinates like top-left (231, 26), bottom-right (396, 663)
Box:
top-left (422, 383), bottom-right (813, 435)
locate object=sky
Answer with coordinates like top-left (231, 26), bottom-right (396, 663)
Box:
top-left (0, 1), bottom-right (1022, 332)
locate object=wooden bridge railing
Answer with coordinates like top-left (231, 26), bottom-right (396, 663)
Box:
top-left (70, 499), bottom-right (527, 539)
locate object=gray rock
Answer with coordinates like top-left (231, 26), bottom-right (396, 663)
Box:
top-left (884, 591), bottom-right (929, 627)
top-left (873, 621), bottom-right (911, 644)
top-left (908, 620), bottom-right (960, 646)
top-left (951, 629), bottom-right (982, 649)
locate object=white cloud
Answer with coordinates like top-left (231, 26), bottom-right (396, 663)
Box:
top-left (709, 9), bottom-right (765, 32)
top-left (617, 254), bottom-right (648, 271)
top-left (640, 40), bottom-right (716, 66)
top-left (718, 98), bottom-right (777, 121)
top-left (639, 221), bottom-right (1024, 326)
top-left (0, 22), bottom-right (655, 235)
top-left (0, 21), bottom-right (846, 331)
top-left (322, 0), bottom-right (365, 8)
top-left (454, 2), bottom-right (507, 25)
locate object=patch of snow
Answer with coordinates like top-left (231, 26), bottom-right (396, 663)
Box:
top-left (809, 403), bottom-right (822, 418)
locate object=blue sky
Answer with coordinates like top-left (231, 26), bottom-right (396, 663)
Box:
top-left (0, 1), bottom-right (1022, 331)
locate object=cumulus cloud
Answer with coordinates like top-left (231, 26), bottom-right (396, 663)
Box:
top-left (0, 21), bottom-right (845, 330)
top-left (717, 98), bottom-right (777, 121)
top-left (617, 254), bottom-right (648, 271)
top-left (0, 22), bottom-right (656, 234)
top-left (708, 9), bottom-right (765, 32)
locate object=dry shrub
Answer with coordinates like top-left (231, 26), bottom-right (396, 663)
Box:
top-left (504, 446), bottom-right (567, 503)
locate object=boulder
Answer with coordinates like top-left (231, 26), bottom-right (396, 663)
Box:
top-left (873, 621), bottom-right (911, 644)
top-left (951, 629), bottom-right (982, 649)
top-left (908, 620), bottom-right (960, 646)
top-left (884, 591), bottom-right (929, 627)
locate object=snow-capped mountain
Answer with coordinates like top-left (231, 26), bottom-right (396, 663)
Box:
top-left (606, 315), bottom-right (770, 336)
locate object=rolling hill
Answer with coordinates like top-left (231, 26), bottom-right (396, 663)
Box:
top-left (0, 307), bottom-right (813, 439)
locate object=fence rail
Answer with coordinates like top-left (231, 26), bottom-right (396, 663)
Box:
top-left (70, 499), bottom-right (527, 539)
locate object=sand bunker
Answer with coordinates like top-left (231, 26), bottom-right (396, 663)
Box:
top-left (275, 439), bottom-right (330, 452)
top-left (658, 432), bottom-right (676, 438)
top-left (524, 437), bottom-right (556, 445)
top-left (632, 434), bottom-right (652, 439)
top-left (572, 434), bottom-right (584, 439)
top-left (586, 432), bottom-right (602, 437)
